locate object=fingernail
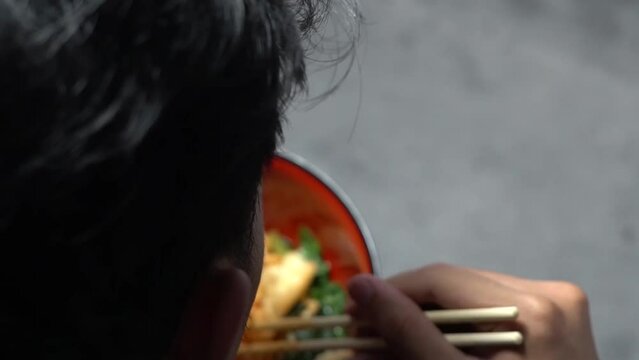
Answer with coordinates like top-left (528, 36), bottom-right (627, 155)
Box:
top-left (348, 275), bottom-right (375, 307)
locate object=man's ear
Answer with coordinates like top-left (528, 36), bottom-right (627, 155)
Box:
top-left (170, 265), bottom-right (252, 360)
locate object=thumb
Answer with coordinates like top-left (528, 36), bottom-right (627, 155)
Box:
top-left (348, 274), bottom-right (465, 360)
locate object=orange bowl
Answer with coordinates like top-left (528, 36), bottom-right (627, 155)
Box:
top-left (263, 151), bottom-right (380, 285)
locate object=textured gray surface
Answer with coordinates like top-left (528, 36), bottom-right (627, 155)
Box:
top-left (284, 1), bottom-right (639, 359)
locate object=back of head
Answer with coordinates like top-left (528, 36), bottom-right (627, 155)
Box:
top-left (0, 0), bottom-right (314, 358)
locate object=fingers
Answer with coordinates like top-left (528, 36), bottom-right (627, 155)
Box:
top-left (470, 269), bottom-right (591, 324)
top-left (387, 264), bottom-right (600, 360)
top-left (388, 263), bottom-right (532, 310)
top-left (472, 270), bottom-right (598, 357)
top-left (348, 274), bottom-right (465, 360)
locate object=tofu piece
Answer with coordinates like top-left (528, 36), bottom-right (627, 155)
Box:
top-left (262, 252), bottom-right (317, 316)
top-left (246, 251), bottom-right (317, 341)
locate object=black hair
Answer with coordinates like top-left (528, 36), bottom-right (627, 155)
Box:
top-left (0, 0), bottom-right (358, 358)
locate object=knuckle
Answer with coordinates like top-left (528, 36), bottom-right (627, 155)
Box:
top-left (520, 294), bottom-right (560, 324)
top-left (553, 281), bottom-right (590, 309)
top-left (519, 294), bottom-right (565, 343)
top-left (421, 262), bottom-right (454, 275)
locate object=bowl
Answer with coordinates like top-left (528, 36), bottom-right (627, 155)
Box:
top-left (262, 151), bottom-right (380, 284)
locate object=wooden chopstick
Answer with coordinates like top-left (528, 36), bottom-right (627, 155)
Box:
top-left (237, 331), bottom-right (524, 355)
top-left (249, 306), bottom-right (518, 332)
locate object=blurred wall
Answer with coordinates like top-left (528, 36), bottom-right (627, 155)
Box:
top-left (284, 1), bottom-right (639, 359)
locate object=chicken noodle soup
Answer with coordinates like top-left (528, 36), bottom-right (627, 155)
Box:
top-left (242, 228), bottom-right (352, 360)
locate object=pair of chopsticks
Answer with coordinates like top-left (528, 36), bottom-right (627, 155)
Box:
top-left (239, 306), bottom-right (523, 356)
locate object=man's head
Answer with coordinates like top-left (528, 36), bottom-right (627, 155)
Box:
top-left (0, 1), bottom-right (353, 358)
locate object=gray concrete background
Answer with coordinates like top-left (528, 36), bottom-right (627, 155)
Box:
top-left (283, 1), bottom-right (639, 359)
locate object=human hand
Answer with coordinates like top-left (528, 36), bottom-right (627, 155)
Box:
top-left (347, 263), bottom-right (599, 360)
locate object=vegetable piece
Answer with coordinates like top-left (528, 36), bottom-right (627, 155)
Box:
top-left (310, 282), bottom-right (346, 316)
top-left (299, 227), bottom-right (330, 283)
top-left (299, 228), bottom-right (347, 318)
top-left (299, 227), bottom-right (322, 262)
top-left (267, 232), bottom-right (292, 255)
top-left (287, 228), bottom-right (348, 360)
top-left (245, 228), bottom-right (350, 360)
